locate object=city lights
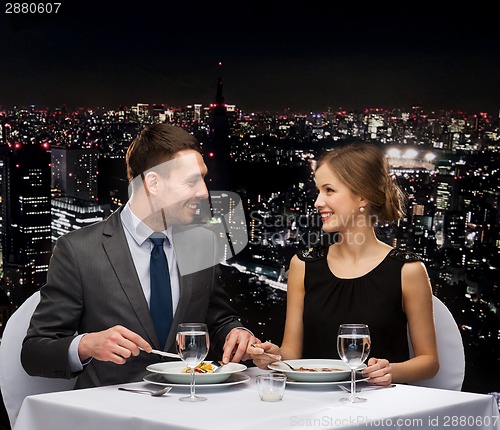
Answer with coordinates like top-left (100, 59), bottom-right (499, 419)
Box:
top-left (0, 102), bottom-right (498, 398)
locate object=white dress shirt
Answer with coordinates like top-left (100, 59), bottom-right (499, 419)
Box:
top-left (119, 202), bottom-right (180, 311)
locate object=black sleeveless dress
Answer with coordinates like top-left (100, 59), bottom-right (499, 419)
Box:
top-left (298, 246), bottom-right (421, 363)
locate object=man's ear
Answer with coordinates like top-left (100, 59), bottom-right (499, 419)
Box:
top-left (143, 171), bottom-right (160, 196)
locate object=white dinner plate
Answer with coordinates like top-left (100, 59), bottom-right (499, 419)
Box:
top-left (143, 372), bottom-right (250, 388)
top-left (146, 361), bottom-right (247, 384)
top-left (286, 375), bottom-right (369, 386)
top-left (268, 359), bottom-right (366, 382)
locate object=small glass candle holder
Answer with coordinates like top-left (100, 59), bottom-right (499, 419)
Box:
top-left (256, 373), bottom-right (286, 402)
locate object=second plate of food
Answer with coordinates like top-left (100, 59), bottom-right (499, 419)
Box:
top-left (268, 359), bottom-right (365, 382)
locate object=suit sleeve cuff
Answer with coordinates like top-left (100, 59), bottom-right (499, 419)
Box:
top-left (69, 333), bottom-right (92, 373)
top-left (226, 326), bottom-right (254, 339)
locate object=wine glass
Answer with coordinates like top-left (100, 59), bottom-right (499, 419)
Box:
top-left (176, 322), bottom-right (210, 402)
top-left (337, 324), bottom-right (371, 403)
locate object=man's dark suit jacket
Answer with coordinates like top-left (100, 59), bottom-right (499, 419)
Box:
top-left (21, 207), bottom-right (243, 389)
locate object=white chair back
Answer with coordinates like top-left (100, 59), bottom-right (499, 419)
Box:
top-left (408, 295), bottom-right (465, 391)
top-left (0, 291), bottom-right (77, 428)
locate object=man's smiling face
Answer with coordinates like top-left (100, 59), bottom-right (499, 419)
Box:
top-left (156, 150), bottom-right (209, 226)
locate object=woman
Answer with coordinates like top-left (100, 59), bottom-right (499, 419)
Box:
top-left (251, 143), bottom-right (439, 385)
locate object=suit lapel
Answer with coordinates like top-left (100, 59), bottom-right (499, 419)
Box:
top-left (101, 208), bottom-right (159, 347)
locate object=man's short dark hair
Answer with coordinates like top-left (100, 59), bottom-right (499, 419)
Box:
top-left (126, 123), bottom-right (201, 181)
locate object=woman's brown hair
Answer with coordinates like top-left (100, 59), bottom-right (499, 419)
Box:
top-left (317, 143), bottom-right (406, 224)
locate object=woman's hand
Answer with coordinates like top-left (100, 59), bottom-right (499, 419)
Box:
top-left (362, 357), bottom-right (393, 385)
top-left (248, 341), bottom-right (282, 370)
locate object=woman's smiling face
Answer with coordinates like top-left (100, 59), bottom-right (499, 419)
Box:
top-left (314, 163), bottom-right (363, 233)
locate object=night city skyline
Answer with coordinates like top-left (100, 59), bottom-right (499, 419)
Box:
top-left (0, 100), bottom-right (499, 398)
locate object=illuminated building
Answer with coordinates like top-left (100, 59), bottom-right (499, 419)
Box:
top-left (0, 143), bottom-right (51, 302)
top-left (0, 155), bottom-right (5, 267)
top-left (435, 164), bottom-right (460, 212)
top-left (444, 212), bottom-right (466, 249)
top-left (131, 103), bottom-right (150, 121)
top-left (207, 191), bottom-right (247, 262)
top-left (51, 147), bottom-right (98, 201)
top-left (51, 196), bottom-right (110, 242)
top-left (185, 104), bottom-right (203, 124)
top-left (50, 147), bottom-right (109, 241)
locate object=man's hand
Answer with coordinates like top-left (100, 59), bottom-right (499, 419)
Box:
top-left (78, 325), bottom-right (152, 365)
top-left (221, 328), bottom-right (257, 364)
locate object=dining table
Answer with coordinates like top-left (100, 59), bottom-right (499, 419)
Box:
top-left (14, 367), bottom-right (500, 430)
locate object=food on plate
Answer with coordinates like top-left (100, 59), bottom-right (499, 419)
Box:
top-left (295, 367), bottom-right (343, 372)
top-left (182, 361), bottom-right (214, 374)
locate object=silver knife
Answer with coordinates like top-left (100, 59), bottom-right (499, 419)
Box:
top-left (139, 347), bottom-right (180, 359)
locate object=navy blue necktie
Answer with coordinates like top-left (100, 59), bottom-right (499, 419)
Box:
top-left (149, 236), bottom-right (173, 348)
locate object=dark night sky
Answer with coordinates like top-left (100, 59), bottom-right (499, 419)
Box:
top-left (1, 1), bottom-right (499, 113)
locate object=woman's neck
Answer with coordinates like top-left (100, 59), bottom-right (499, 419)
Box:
top-left (331, 227), bottom-right (388, 259)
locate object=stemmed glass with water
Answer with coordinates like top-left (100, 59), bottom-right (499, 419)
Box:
top-left (337, 324), bottom-right (371, 403)
top-left (176, 322), bottom-right (210, 402)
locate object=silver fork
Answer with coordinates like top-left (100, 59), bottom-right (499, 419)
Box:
top-left (214, 361), bottom-right (227, 373)
top-left (250, 344), bottom-right (283, 363)
top-left (118, 386), bottom-right (172, 396)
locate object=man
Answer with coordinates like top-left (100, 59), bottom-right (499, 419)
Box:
top-left (21, 123), bottom-right (255, 389)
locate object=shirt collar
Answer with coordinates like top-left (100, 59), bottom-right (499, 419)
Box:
top-left (121, 202), bottom-right (173, 246)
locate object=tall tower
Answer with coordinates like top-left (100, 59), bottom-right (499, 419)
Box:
top-left (205, 62), bottom-right (231, 191)
top-left (202, 63), bottom-right (246, 263)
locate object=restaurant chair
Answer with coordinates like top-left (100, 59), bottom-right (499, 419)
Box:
top-left (408, 295), bottom-right (465, 391)
top-left (0, 291), bottom-right (77, 428)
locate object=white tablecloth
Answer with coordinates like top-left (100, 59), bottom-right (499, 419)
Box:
top-left (14, 368), bottom-right (500, 430)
